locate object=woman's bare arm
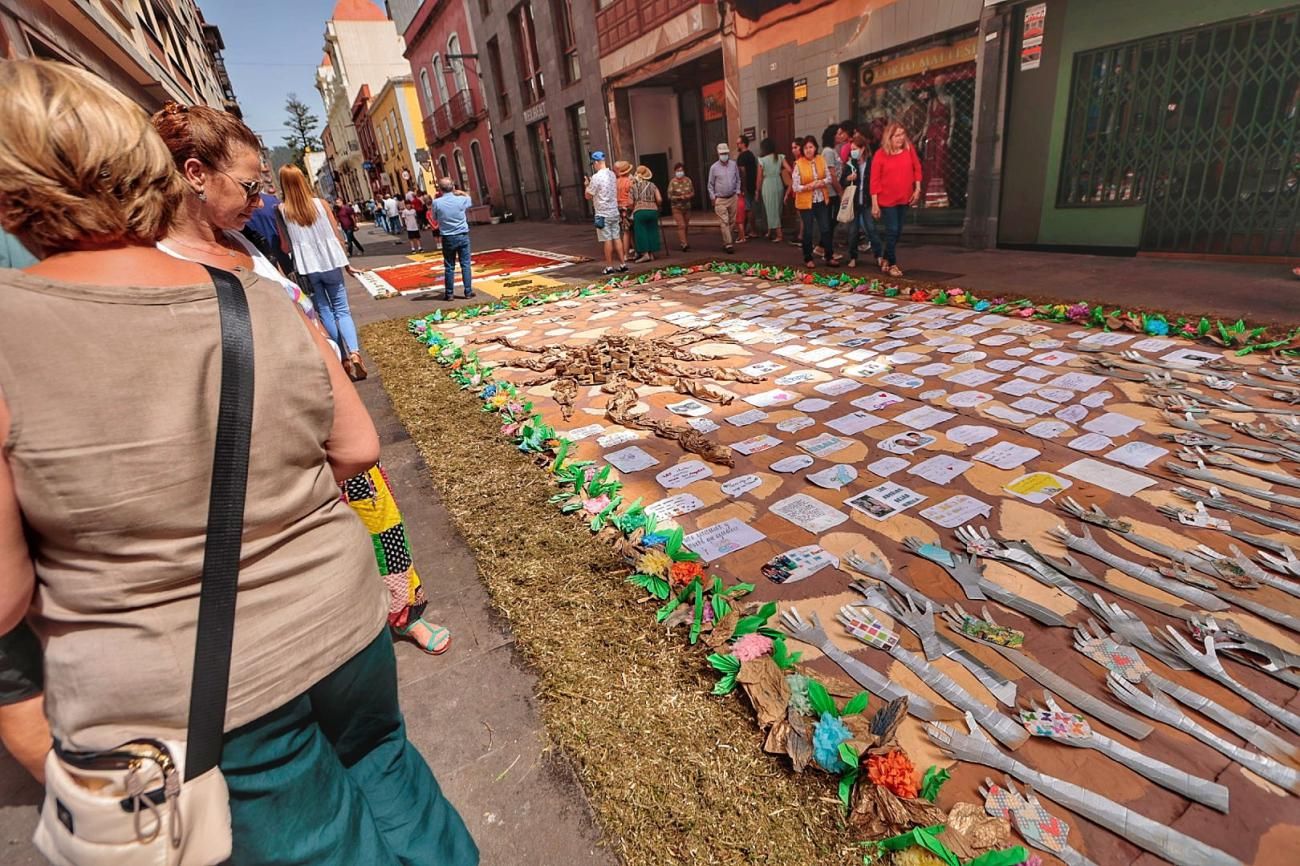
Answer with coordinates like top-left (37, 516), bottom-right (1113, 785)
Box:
top-left (297, 308), bottom-right (379, 481)
top-left (0, 395), bottom-right (35, 635)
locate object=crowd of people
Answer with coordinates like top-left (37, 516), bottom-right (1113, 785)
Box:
top-left (0, 59), bottom-right (476, 865)
top-left (585, 120), bottom-right (924, 277)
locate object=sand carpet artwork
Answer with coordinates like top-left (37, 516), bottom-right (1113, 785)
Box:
top-left (356, 247), bottom-right (588, 299)
top-left (408, 264), bottom-right (1300, 866)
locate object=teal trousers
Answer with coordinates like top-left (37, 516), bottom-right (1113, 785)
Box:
top-left (220, 631), bottom-right (478, 866)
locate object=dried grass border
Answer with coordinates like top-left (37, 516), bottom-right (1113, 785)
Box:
top-left (362, 315), bottom-right (862, 866)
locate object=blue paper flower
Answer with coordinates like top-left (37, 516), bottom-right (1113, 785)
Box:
top-left (973, 300), bottom-right (991, 312)
top-left (812, 712), bottom-right (852, 773)
top-left (1144, 318), bottom-right (1170, 336)
top-left (481, 383), bottom-right (499, 399)
top-left (641, 531), bottom-right (672, 548)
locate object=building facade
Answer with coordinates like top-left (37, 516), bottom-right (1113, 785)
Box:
top-left (0, 0), bottom-right (238, 113)
top-left (403, 0), bottom-right (502, 212)
top-left (599, 0), bottom-right (731, 211)
top-left (315, 0), bottom-right (413, 205)
top-left (471, 0), bottom-right (607, 220)
top-left (371, 75), bottom-right (434, 194)
top-left (983, 0), bottom-right (1300, 258)
top-left (734, 0), bottom-right (983, 239)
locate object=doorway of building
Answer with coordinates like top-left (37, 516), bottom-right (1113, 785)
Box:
top-left (764, 80), bottom-right (795, 152)
top-left (504, 132), bottom-right (527, 219)
top-left (528, 118), bottom-right (563, 220)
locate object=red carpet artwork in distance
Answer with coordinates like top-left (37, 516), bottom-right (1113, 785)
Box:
top-left (357, 248), bottom-right (588, 297)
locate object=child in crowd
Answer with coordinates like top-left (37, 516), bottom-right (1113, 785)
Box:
top-left (401, 201), bottom-right (423, 253)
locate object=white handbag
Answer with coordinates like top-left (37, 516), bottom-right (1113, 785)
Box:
top-left (33, 266), bottom-right (252, 866)
top-left (837, 185), bottom-right (858, 223)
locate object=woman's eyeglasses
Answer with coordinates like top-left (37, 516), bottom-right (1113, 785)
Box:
top-left (215, 168), bottom-right (263, 201)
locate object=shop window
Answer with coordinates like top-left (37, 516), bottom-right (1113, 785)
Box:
top-left (552, 0), bottom-right (580, 86)
top-left (853, 56), bottom-right (977, 226)
top-left (487, 38), bottom-right (509, 118)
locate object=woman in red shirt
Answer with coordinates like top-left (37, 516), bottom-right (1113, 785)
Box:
top-left (869, 121), bottom-right (923, 277)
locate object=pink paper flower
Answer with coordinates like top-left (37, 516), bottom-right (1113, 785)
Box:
top-left (501, 422), bottom-right (520, 436)
top-left (732, 633), bottom-right (774, 662)
top-left (582, 494), bottom-right (611, 514)
top-left (506, 401), bottom-right (524, 416)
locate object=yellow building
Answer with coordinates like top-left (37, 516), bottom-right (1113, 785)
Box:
top-left (370, 75), bottom-right (434, 195)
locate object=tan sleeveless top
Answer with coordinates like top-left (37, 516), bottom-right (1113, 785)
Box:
top-left (0, 266), bottom-right (388, 750)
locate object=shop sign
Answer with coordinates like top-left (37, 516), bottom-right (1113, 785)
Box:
top-left (862, 37), bottom-right (979, 84)
top-left (826, 64), bottom-right (839, 88)
top-left (1021, 3), bottom-right (1046, 70)
top-left (523, 102), bottom-right (547, 124)
top-left (743, 126), bottom-right (756, 141)
top-left (793, 77), bottom-right (808, 102)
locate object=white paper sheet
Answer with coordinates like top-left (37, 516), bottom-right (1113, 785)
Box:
top-left (645, 493), bottom-right (706, 520)
top-left (826, 411), bottom-right (888, 435)
top-left (655, 461), bottom-right (714, 489)
top-left (683, 518), bottom-right (767, 562)
top-left (868, 456), bottom-right (910, 477)
top-left (798, 433), bottom-right (854, 457)
top-left (725, 408), bottom-right (770, 427)
top-left (605, 446), bottom-right (660, 473)
top-left (808, 464), bottom-right (859, 489)
top-left (974, 442), bottom-right (1041, 470)
top-left (1083, 412), bottom-right (1145, 438)
top-left (687, 417), bottom-right (720, 433)
top-left (793, 398), bottom-right (835, 412)
top-left (771, 494), bottom-right (850, 532)
top-left (771, 454), bottom-right (816, 473)
top-left (730, 434), bottom-right (782, 455)
top-left (814, 377), bottom-right (863, 396)
top-left (844, 482), bottom-right (927, 520)
top-left (1106, 441), bottom-right (1169, 469)
top-left (908, 455), bottom-right (974, 484)
top-left (720, 474), bottom-right (763, 496)
top-left (920, 494), bottom-right (994, 528)
top-left (894, 406), bottom-right (957, 430)
top-left (852, 391), bottom-right (905, 412)
top-left (1060, 458), bottom-right (1157, 495)
top-left (744, 389), bottom-right (800, 407)
top-left (947, 424), bottom-right (999, 445)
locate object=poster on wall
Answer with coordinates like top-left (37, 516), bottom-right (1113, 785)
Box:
top-left (794, 77), bottom-right (808, 103)
top-left (1021, 3), bottom-right (1046, 70)
top-left (702, 80), bottom-right (726, 121)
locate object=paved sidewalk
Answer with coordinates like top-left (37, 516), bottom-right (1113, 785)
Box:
top-left (352, 217), bottom-right (1297, 329)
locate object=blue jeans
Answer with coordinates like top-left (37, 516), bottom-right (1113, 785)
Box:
top-left (879, 204), bottom-right (908, 266)
top-left (846, 208), bottom-right (883, 263)
top-left (306, 267), bottom-right (359, 353)
top-left (442, 233), bottom-right (473, 299)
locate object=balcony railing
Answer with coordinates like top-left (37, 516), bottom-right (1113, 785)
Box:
top-left (448, 90), bottom-right (476, 129)
top-left (423, 92), bottom-right (479, 144)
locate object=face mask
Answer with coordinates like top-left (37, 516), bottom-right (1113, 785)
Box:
top-left (850, 149), bottom-right (862, 160)
top-left (719, 155), bottom-right (729, 162)
top-left (675, 170), bottom-right (684, 178)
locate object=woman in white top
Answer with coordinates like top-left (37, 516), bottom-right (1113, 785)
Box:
top-left (278, 164), bottom-right (367, 380)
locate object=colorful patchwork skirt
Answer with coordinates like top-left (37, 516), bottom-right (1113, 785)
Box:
top-left (341, 464), bottom-right (427, 630)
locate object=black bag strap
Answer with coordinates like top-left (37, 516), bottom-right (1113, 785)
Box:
top-left (183, 266), bottom-right (255, 781)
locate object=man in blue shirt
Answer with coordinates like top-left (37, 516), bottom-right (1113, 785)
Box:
top-left (0, 227), bottom-right (37, 269)
top-left (245, 186), bottom-right (293, 274)
top-left (431, 177), bottom-right (474, 300)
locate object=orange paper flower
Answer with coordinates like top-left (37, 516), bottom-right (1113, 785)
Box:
top-left (669, 560), bottom-right (704, 587)
top-left (866, 750), bottom-right (919, 799)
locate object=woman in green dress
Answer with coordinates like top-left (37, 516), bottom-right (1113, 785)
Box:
top-left (758, 138), bottom-right (787, 243)
top-left (630, 165), bottom-right (663, 263)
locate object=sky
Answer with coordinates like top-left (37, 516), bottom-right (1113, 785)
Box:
top-left (201, 0), bottom-right (388, 148)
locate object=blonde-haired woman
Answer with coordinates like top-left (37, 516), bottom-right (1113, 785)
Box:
top-left (277, 163), bottom-right (367, 379)
top-left (869, 120), bottom-right (923, 277)
top-left (0, 59), bottom-right (476, 865)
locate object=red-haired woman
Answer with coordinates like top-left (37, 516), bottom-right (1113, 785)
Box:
top-left (869, 121), bottom-right (922, 277)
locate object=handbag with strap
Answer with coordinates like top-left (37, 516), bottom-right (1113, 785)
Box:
top-left (837, 184), bottom-right (858, 223)
top-left (34, 265), bottom-right (254, 866)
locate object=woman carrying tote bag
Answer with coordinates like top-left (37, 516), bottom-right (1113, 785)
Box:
top-left (0, 59), bottom-right (477, 866)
